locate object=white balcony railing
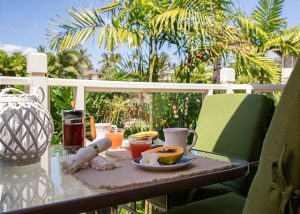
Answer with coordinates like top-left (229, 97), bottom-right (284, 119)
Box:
top-left (0, 75), bottom-right (285, 111)
top-left (0, 53), bottom-right (285, 111)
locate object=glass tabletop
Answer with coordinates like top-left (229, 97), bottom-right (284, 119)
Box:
top-left (0, 145), bottom-right (248, 213)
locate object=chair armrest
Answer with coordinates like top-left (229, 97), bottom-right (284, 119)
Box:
top-left (249, 161), bottom-right (259, 168)
top-left (185, 188), bottom-right (198, 204)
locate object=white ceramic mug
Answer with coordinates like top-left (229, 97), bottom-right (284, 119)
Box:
top-left (163, 128), bottom-right (198, 154)
top-left (95, 123), bottom-right (118, 140)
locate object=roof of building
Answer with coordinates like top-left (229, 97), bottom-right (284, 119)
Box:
top-left (84, 70), bottom-right (101, 76)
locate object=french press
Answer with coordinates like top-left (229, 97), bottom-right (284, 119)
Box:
top-left (62, 110), bottom-right (85, 147)
top-left (62, 103), bottom-right (96, 148)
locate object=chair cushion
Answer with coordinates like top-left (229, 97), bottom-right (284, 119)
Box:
top-left (243, 61), bottom-right (300, 213)
top-left (194, 93), bottom-right (274, 195)
top-left (165, 192), bottom-right (245, 214)
top-left (188, 183), bottom-right (240, 201)
top-left (147, 178), bottom-right (242, 209)
top-left (194, 93), bottom-right (273, 161)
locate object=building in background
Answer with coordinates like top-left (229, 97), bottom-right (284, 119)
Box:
top-left (159, 68), bottom-right (174, 82)
top-left (83, 70), bottom-right (103, 80)
top-left (281, 54), bottom-right (298, 83)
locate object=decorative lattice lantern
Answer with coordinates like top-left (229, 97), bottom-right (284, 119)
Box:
top-left (0, 87), bottom-right (54, 165)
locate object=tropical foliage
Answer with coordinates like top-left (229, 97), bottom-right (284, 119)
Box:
top-left (47, 0), bottom-right (296, 84)
top-left (47, 0), bottom-right (167, 82)
top-left (0, 51), bottom-right (26, 76)
top-left (2, 0), bottom-right (300, 145)
top-left (235, 0), bottom-right (300, 83)
top-left (47, 46), bottom-right (93, 78)
top-left (99, 52), bottom-right (122, 76)
top-left (50, 87), bottom-right (73, 144)
top-left (1, 1), bottom-right (298, 212)
top-left (153, 0), bottom-right (285, 83)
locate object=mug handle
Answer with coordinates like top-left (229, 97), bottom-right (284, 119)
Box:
top-left (186, 130), bottom-right (198, 154)
top-left (111, 125), bottom-right (118, 132)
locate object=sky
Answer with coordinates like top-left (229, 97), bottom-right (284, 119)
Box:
top-left (0, 0), bottom-right (299, 68)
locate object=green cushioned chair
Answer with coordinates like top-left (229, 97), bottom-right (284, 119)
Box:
top-left (147, 93), bottom-right (274, 210)
top-left (194, 93), bottom-right (274, 197)
top-left (165, 59), bottom-right (300, 214)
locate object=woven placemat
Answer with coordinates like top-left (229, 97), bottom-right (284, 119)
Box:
top-left (73, 157), bottom-right (237, 190)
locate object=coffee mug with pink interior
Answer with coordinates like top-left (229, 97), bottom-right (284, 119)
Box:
top-left (163, 128), bottom-right (198, 154)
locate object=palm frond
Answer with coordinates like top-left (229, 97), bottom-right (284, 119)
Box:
top-left (96, 2), bottom-right (119, 14)
top-left (153, 7), bottom-right (238, 41)
top-left (47, 7), bottom-right (105, 50)
top-left (236, 16), bottom-right (268, 42)
top-left (265, 30), bottom-right (300, 56)
top-left (252, 0), bottom-right (286, 33)
top-left (230, 47), bottom-right (280, 83)
top-left (97, 25), bottom-right (144, 52)
top-left (152, 0), bottom-right (240, 45)
top-left (47, 7), bottom-right (144, 51)
top-left (199, 32), bottom-right (280, 83)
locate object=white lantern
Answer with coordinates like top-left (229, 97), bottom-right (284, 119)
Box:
top-left (0, 87), bottom-right (54, 165)
top-left (220, 68), bottom-right (235, 83)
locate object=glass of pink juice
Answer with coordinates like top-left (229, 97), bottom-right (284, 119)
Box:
top-left (129, 135), bottom-right (152, 159)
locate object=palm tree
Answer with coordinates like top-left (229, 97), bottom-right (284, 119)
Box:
top-left (0, 51), bottom-right (13, 76)
top-left (47, 0), bottom-right (173, 82)
top-left (153, 0), bottom-right (280, 83)
top-left (47, 47), bottom-right (92, 78)
top-left (36, 45), bottom-right (46, 53)
top-left (9, 52), bottom-right (27, 77)
top-left (156, 52), bottom-right (173, 81)
top-left (120, 49), bottom-right (147, 77)
top-left (236, 0), bottom-right (300, 83)
top-left (0, 51), bottom-right (26, 77)
top-left (99, 52), bottom-right (122, 76)
top-left (74, 45), bottom-right (93, 72)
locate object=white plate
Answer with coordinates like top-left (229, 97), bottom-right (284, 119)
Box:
top-left (132, 156), bottom-right (192, 171)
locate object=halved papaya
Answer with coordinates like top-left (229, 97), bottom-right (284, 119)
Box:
top-left (145, 145), bottom-right (184, 165)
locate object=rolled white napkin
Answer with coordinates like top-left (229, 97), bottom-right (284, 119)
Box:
top-left (61, 138), bottom-right (112, 174)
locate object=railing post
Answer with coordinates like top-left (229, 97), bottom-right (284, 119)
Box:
top-left (73, 86), bottom-right (85, 110)
top-left (27, 52), bottom-right (49, 110)
top-left (225, 84), bottom-right (234, 94)
top-left (207, 89), bottom-right (214, 96)
top-left (27, 52), bottom-right (49, 172)
top-left (202, 89), bottom-right (212, 103)
top-left (246, 86), bottom-right (252, 94)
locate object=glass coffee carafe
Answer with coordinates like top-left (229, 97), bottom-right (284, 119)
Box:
top-left (62, 110), bottom-right (85, 148)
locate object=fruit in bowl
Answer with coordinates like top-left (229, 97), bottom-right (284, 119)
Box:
top-left (144, 145), bottom-right (184, 165)
top-left (131, 131), bottom-right (158, 141)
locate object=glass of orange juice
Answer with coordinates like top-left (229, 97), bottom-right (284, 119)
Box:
top-left (129, 135), bottom-right (152, 159)
top-left (106, 129), bottom-right (124, 149)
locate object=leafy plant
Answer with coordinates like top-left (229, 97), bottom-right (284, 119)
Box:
top-left (50, 87), bottom-right (73, 144)
top-left (235, 0), bottom-right (300, 83)
top-left (0, 51), bottom-right (26, 77)
top-left (153, 0), bottom-right (281, 83)
top-left (47, 46), bottom-right (93, 78)
top-left (152, 92), bottom-right (202, 140)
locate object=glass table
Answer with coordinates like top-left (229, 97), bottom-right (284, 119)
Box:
top-left (0, 145), bottom-right (248, 213)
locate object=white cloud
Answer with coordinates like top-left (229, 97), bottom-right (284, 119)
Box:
top-left (0, 43), bottom-right (37, 56)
